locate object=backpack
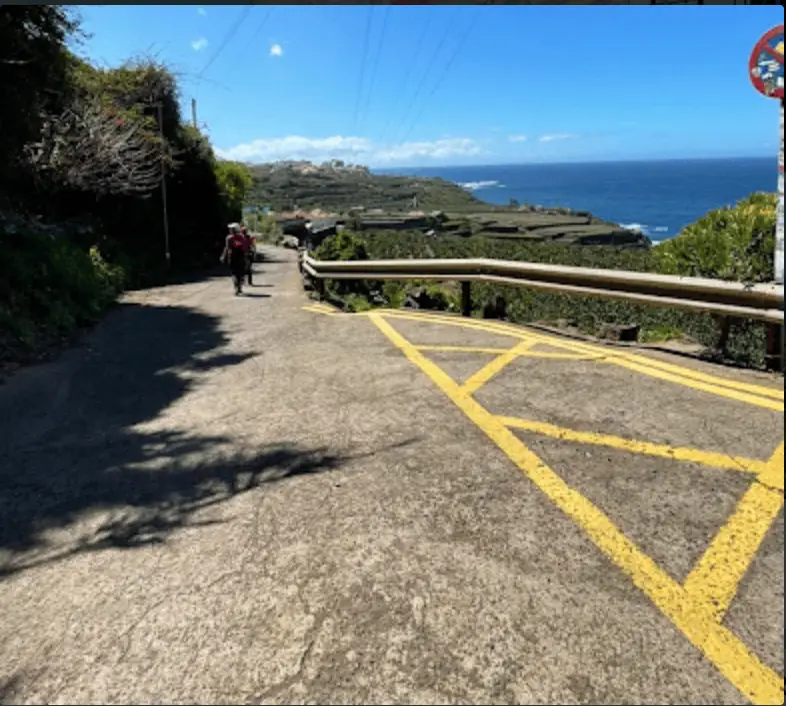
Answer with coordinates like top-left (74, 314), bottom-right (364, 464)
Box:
top-left (228, 233), bottom-right (246, 254)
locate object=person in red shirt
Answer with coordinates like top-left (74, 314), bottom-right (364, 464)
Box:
top-left (241, 225), bottom-right (255, 286)
top-left (220, 223), bottom-right (248, 295)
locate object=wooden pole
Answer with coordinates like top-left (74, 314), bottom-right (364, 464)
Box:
top-left (156, 103), bottom-right (171, 269)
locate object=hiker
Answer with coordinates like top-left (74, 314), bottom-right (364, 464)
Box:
top-left (241, 225), bottom-right (255, 286)
top-left (220, 223), bottom-right (248, 295)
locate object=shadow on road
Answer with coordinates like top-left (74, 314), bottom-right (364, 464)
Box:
top-left (0, 300), bottom-right (344, 579)
top-left (0, 674), bottom-right (21, 705)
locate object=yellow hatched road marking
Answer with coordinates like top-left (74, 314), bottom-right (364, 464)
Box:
top-left (608, 356), bottom-right (784, 412)
top-left (416, 345), bottom-right (512, 354)
top-left (381, 311), bottom-right (784, 411)
top-left (369, 311), bottom-right (785, 706)
top-left (462, 341), bottom-right (534, 395)
top-left (758, 442), bottom-right (785, 492)
top-left (683, 441), bottom-right (784, 621)
top-left (520, 350), bottom-right (606, 360)
top-left (498, 417), bottom-right (768, 475)
top-left (683, 481), bottom-right (783, 622)
top-left (302, 305), bottom-right (342, 316)
top-left (429, 312), bottom-right (783, 402)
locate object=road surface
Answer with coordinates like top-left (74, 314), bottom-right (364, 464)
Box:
top-left (0, 247), bottom-right (783, 705)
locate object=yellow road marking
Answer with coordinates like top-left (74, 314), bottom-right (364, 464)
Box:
top-left (519, 350), bottom-right (606, 361)
top-left (446, 313), bottom-right (783, 402)
top-left (302, 305), bottom-right (341, 316)
top-left (369, 311), bottom-right (785, 706)
top-left (498, 417), bottom-right (768, 475)
top-left (435, 313), bottom-right (783, 403)
top-left (416, 343), bottom-right (603, 360)
top-left (758, 442), bottom-right (785, 492)
top-left (416, 345), bottom-right (513, 354)
top-left (608, 356), bottom-right (784, 413)
top-left (462, 341), bottom-right (534, 395)
top-left (683, 444), bottom-right (784, 621)
top-left (382, 311), bottom-right (784, 412)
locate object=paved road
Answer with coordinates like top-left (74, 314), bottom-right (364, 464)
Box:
top-left (0, 247), bottom-right (783, 705)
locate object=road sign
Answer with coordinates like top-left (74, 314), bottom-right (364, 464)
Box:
top-left (749, 26), bottom-right (784, 289)
top-left (749, 25), bottom-right (784, 99)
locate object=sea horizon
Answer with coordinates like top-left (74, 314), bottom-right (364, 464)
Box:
top-left (375, 156), bottom-right (778, 241)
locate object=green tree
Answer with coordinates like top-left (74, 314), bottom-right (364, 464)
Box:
top-left (0, 6), bottom-right (80, 189)
top-left (214, 160), bottom-right (253, 221)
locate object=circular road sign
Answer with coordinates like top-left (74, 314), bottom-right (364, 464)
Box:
top-left (749, 25), bottom-right (784, 99)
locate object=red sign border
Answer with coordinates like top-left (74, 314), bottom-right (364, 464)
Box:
top-left (749, 24), bottom-right (784, 100)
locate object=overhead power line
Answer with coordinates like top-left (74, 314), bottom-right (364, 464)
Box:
top-left (378, 7), bottom-right (433, 146)
top-left (353, 6), bottom-right (375, 134)
top-left (239, 6), bottom-right (274, 56)
top-left (398, 11), bottom-right (479, 146)
top-left (388, 6), bottom-right (461, 145)
top-left (198, 4), bottom-right (253, 79)
top-left (360, 4), bottom-right (390, 134)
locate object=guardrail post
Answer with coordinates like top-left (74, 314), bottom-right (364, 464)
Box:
top-left (765, 322), bottom-right (783, 372)
top-left (315, 277), bottom-right (326, 301)
top-left (461, 281), bottom-right (471, 317)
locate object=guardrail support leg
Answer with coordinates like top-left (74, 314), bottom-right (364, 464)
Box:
top-left (316, 278), bottom-right (326, 301)
top-left (765, 322), bottom-right (783, 372)
top-left (461, 281), bottom-right (471, 317)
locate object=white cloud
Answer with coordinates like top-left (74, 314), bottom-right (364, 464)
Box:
top-left (374, 138), bottom-right (482, 163)
top-left (538, 133), bottom-right (578, 143)
top-left (508, 135), bottom-right (528, 143)
top-left (215, 135), bottom-right (484, 166)
top-left (197, 7), bottom-right (207, 16)
top-left (269, 43), bottom-right (283, 57)
top-left (191, 37), bottom-right (208, 52)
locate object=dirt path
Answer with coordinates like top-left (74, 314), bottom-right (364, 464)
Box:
top-left (0, 247), bottom-right (782, 705)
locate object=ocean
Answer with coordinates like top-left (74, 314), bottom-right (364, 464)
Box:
top-left (378, 157), bottom-right (778, 242)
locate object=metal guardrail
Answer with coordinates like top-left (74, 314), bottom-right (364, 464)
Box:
top-left (301, 253), bottom-right (785, 325)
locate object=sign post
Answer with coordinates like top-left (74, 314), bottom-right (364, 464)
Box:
top-left (749, 24), bottom-right (784, 282)
top-left (749, 24), bottom-right (784, 370)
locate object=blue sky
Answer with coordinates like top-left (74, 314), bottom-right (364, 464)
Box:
top-left (76, 4), bottom-right (784, 167)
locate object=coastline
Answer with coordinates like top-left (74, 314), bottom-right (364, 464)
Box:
top-left (376, 156), bottom-right (776, 243)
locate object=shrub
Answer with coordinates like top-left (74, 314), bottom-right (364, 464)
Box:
top-left (0, 220), bottom-right (126, 360)
top-left (654, 192), bottom-right (776, 283)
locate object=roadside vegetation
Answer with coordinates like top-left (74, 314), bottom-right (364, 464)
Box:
top-left (0, 6), bottom-right (252, 367)
top-left (313, 193), bottom-right (779, 369)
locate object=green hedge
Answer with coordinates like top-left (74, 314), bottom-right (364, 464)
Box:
top-left (0, 225), bottom-right (125, 361)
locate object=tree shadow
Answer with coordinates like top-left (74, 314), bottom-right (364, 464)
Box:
top-left (0, 674), bottom-right (21, 706)
top-left (0, 300), bottom-right (348, 579)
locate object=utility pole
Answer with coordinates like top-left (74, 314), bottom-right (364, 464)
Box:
top-left (191, 98), bottom-right (198, 129)
top-left (155, 102), bottom-right (171, 268)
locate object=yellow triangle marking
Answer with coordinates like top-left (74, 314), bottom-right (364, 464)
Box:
top-left (369, 311), bottom-right (784, 706)
top-left (378, 311), bottom-right (784, 410)
top-left (462, 341), bottom-right (534, 395)
top-left (683, 443), bottom-right (784, 621)
top-left (416, 345), bottom-right (512, 354)
top-left (499, 416), bottom-right (767, 475)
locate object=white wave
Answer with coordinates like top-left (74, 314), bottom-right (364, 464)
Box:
top-left (459, 180), bottom-right (499, 191)
top-left (653, 226), bottom-right (669, 233)
top-left (620, 222), bottom-right (648, 234)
